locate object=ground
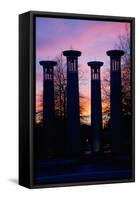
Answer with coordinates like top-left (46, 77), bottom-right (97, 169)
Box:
top-left (34, 154), bottom-right (132, 185)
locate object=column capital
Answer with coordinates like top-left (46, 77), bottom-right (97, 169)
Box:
top-left (39, 60), bottom-right (57, 68)
top-left (87, 61), bottom-right (104, 69)
top-left (106, 50), bottom-right (125, 58)
top-left (63, 50), bottom-right (81, 58)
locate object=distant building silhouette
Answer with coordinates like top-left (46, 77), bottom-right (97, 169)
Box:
top-left (63, 50), bottom-right (81, 157)
top-left (106, 50), bottom-right (124, 154)
top-left (39, 60), bottom-right (57, 157)
top-left (88, 61), bottom-right (103, 154)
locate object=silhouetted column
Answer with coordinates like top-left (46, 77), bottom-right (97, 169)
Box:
top-left (39, 60), bottom-right (57, 157)
top-left (106, 50), bottom-right (124, 154)
top-left (88, 61), bottom-right (103, 154)
top-left (63, 50), bottom-right (81, 157)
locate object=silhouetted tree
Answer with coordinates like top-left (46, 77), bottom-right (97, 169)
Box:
top-left (101, 67), bottom-right (110, 127)
top-left (102, 25), bottom-right (131, 127)
top-left (115, 25), bottom-right (130, 67)
top-left (115, 24), bottom-right (131, 115)
top-left (54, 54), bottom-right (66, 118)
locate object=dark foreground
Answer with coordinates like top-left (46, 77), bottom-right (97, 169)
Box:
top-left (34, 155), bottom-right (132, 185)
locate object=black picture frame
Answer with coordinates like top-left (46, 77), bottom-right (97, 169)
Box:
top-left (19, 10), bottom-right (135, 189)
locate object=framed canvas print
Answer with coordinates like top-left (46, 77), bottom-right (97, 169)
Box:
top-left (19, 11), bottom-right (135, 188)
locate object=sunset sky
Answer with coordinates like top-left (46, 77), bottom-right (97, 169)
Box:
top-left (35, 16), bottom-right (130, 125)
